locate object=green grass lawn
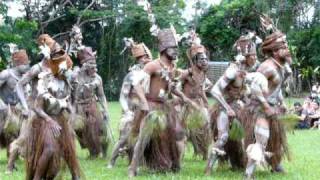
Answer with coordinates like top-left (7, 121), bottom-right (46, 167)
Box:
top-left (0, 100), bottom-right (320, 179)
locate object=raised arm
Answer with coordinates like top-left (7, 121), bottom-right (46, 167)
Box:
top-left (16, 64), bottom-right (41, 111)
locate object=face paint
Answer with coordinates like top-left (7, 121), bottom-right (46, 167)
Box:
top-left (195, 53), bottom-right (209, 70)
top-left (16, 64), bottom-right (30, 74)
top-left (245, 54), bottom-right (257, 68)
top-left (82, 62), bottom-right (97, 76)
top-left (138, 55), bottom-right (151, 65)
top-left (165, 47), bottom-right (179, 60)
top-left (38, 44), bottom-right (51, 60)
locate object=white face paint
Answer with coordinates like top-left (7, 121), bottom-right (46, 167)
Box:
top-left (39, 44), bottom-right (51, 60)
top-left (58, 60), bottom-right (68, 74)
top-left (235, 54), bottom-right (245, 63)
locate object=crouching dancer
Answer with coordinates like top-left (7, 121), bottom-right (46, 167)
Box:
top-left (205, 33), bottom-right (258, 175)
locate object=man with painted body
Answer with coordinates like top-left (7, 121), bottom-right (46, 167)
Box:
top-left (25, 46), bottom-right (80, 180)
top-left (179, 43), bottom-right (210, 160)
top-left (71, 47), bottom-right (110, 158)
top-left (205, 34), bottom-right (259, 175)
top-left (9, 34), bottom-right (72, 173)
top-left (128, 27), bottom-right (193, 177)
top-left (0, 50), bottom-right (30, 172)
top-left (244, 31), bottom-right (291, 179)
top-left (108, 41), bottom-right (152, 168)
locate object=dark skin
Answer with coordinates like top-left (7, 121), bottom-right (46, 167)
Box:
top-left (33, 87), bottom-right (79, 180)
top-left (128, 47), bottom-right (194, 177)
top-left (144, 47), bottom-right (184, 101)
top-left (256, 45), bottom-right (292, 128)
top-left (34, 95), bottom-right (62, 138)
top-left (181, 53), bottom-right (209, 107)
top-left (257, 45), bottom-right (292, 117)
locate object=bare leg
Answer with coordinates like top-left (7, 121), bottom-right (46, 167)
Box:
top-left (6, 144), bottom-right (19, 173)
top-left (245, 117), bottom-right (270, 179)
top-left (108, 130), bottom-right (130, 168)
top-left (33, 147), bottom-right (54, 180)
top-left (205, 111), bottom-right (229, 175)
top-left (101, 140), bottom-right (108, 158)
top-left (177, 136), bottom-right (187, 161)
top-left (128, 118), bottom-right (150, 177)
top-left (6, 119), bottom-right (29, 173)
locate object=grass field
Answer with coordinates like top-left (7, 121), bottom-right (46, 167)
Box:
top-left (0, 100), bottom-right (320, 179)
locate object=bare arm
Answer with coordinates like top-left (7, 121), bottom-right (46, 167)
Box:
top-left (204, 78), bottom-right (214, 93)
top-left (0, 70), bottom-right (9, 88)
top-left (210, 67), bottom-right (235, 112)
top-left (33, 95), bottom-right (51, 121)
top-left (95, 76), bottom-right (108, 112)
top-left (34, 94), bottom-right (61, 137)
top-left (247, 72), bottom-right (270, 110)
top-left (257, 65), bottom-right (280, 115)
top-left (200, 87), bottom-right (209, 107)
top-left (131, 70), bottom-right (150, 111)
top-left (16, 64), bottom-right (41, 111)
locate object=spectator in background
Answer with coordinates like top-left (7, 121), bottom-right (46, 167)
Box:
top-left (311, 82), bottom-right (320, 104)
top-left (295, 97), bottom-right (318, 129)
top-left (293, 102), bottom-right (303, 116)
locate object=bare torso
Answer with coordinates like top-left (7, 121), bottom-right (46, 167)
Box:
top-left (257, 58), bottom-right (284, 104)
top-left (0, 69), bottom-right (22, 105)
top-left (144, 60), bottom-right (175, 101)
top-left (181, 68), bottom-right (206, 99)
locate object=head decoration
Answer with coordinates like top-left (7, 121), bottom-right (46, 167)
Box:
top-left (233, 35), bottom-right (257, 57)
top-left (259, 14), bottom-right (289, 56)
top-left (121, 38), bottom-right (152, 60)
top-left (77, 46), bottom-right (96, 64)
top-left (183, 27), bottom-right (207, 61)
top-left (47, 49), bottom-right (73, 76)
top-left (12, 49), bottom-right (29, 66)
top-left (157, 25), bottom-right (179, 52)
top-left (37, 34), bottom-right (73, 76)
top-left (37, 34), bottom-right (62, 53)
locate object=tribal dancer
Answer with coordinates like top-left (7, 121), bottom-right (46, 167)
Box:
top-left (128, 26), bottom-right (192, 177)
top-left (244, 30), bottom-right (291, 179)
top-left (0, 50), bottom-right (30, 172)
top-left (71, 46), bottom-right (110, 158)
top-left (205, 33), bottom-right (258, 175)
top-left (179, 39), bottom-right (210, 160)
top-left (8, 34), bottom-right (72, 174)
top-left (108, 39), bottom-right (152, 168)
top-left (25, 41), bottom-right (80, 180)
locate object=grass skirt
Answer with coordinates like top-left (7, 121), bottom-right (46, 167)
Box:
top-left (26, 113), bottom-right (80, 179)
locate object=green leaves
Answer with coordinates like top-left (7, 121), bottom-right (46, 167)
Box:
top-left (229, 118), bottom-right (245, 141)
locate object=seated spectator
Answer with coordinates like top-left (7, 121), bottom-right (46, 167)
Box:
top-left (309, 101), bottom-right (320, 128)
top-left (293, 102), bottom-right (303, 115)
top-left (295, 98), bottom-right (318, 129)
